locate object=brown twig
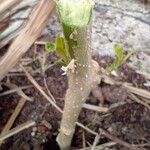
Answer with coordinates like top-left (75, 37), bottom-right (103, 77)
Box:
top-left (129, 93), bottom-right (150, 109)
top-left (38, 49), bottom-right (56, 103)
top-left (83, 104), bottom-right (108, 113)
top-left (21, 65), bottom-right (62, 113)
top-left (99, 128), bottom-right (135, 149)
top-left (142, 98), bottom-right (150, 104)
top-left (43, 77), bottom-right (56, 103)
top-left (21, 65), bottom-right (98, 136)
top-left (82, 131), bottom-right (86, 148)
top-left (0, 120), bottom-right (35, 142)
top-left (0, 85), bottom-right (32, 97)
top-left (108, 101), bottom-right (128, 111)
top-left (1, 83), bottom-right (33, 102)
top-left (0, 98), bottom-right (26, 146)
top-left (76, 122), bottom-right (98, 136)
top-left (77, 142), bottom-right (116, 150)
top-left (124, 84), bottom-right (150, 100)
top-left (55, 97), bottom-right (108, 113)
top-left (102, 75), bottom-right (150, 100)
top-left (91, 134), bottom-right (100, 150)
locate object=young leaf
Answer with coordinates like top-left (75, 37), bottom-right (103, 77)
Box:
top-left (45, 42), bottom-right (55, 52)
top-left (62, 23), bottom-right (77, 58)
top-left (45, 37), bottom-right (71, 66)
top-left (115, 45), bottom-right (125, 66)
top-left (55, 37), bottom-right (70, 64)
top-left (107, 44), bottom-right (133, 73)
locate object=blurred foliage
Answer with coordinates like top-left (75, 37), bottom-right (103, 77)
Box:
top-left (107, 44), bottom-right (133, 73)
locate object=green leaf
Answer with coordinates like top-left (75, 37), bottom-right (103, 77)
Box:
top-left (45, 42), bottom-right (55, 52)
top-left (62, 23), bottom-right (77, 58)
top-left (107, 44), bottom-right (133, 73)
top-left (45, 37), bottom-right (71, 66)
top-left (114, 44), bottom-right (123, 58)
top-left (114, 44), bottom-right (124, 65)
top-left (55, 37), bottom-right (70, 64)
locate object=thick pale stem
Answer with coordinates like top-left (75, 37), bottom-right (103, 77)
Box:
top-left (57, 26), bottom-right (95, 149)
top-left (55, 0), bottom-right (97, 149)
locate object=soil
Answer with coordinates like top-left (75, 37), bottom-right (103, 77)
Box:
top-left (0, 46), bottom-right (150, 150)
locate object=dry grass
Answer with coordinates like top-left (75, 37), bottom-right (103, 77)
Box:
top-left (0, 0), bottom-right (20, 16)
top-left (0, 0), bottom-right (55, 81)
top-left (0, 98), bottom-right (26, 145)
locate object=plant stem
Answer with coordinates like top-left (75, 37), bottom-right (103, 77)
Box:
top-left (55, 1), bottom-right (99, 149)
top-left (57, 25), bottom-right (93, 149)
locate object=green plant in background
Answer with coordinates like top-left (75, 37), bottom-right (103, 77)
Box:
top-left (107, 44), bottom-right (133, 73)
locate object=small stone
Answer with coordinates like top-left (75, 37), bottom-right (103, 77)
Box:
top-left (31, 131), bottom-right (35, 137)
top-left (42, 139), bottom-right (46, 143)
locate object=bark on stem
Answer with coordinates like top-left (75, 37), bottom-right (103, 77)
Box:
top-left (55, 1), bottom-right (99, 149)
top-left (56, 25), bottom-right (99, 150)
